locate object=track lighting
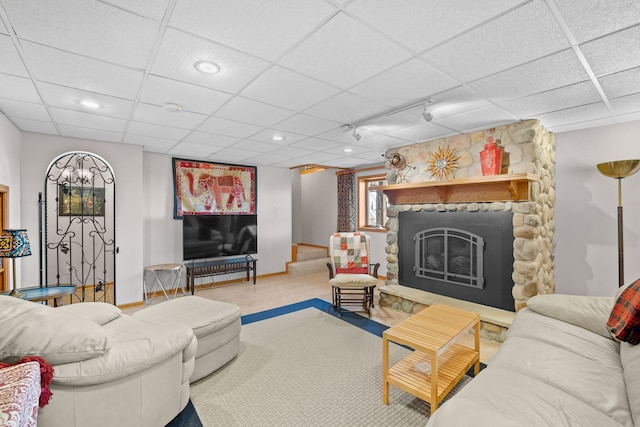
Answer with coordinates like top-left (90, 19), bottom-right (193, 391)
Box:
top-left (352, 127), bottom-right (361, 141)
top-left (422, 109), bottom-right (433, 122)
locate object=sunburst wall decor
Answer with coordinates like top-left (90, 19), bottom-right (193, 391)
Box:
top-left (428, 146), bottom-right (460, 180)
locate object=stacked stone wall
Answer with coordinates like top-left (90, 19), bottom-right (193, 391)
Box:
top-left (383, 119), bottom-right (555, 310)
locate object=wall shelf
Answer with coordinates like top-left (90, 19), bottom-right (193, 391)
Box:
top-left (373, 173), bottom-right (538, 205)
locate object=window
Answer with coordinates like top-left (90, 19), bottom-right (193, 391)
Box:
top-left (358, 174), bottom-right (387, 232)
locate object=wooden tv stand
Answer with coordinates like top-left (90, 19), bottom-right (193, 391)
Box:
top-left (185, 256), bottom-right (257, 294)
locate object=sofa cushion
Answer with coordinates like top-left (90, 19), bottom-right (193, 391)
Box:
top-left (608, 278), bottom-right (640, 344)
top-left (0, 297), bottom-right (111, 365)
top-left (52, 315), bottom-right (195, 386)
top-left (56, 302), bottom-right (122, 325)
top-left (527, 294), bottom-right (614, 338)
top-left (621, 342), bottom-right (640, 426)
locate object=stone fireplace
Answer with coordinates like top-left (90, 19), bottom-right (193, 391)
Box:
top-left (378, 119), bottom-right (555, 314)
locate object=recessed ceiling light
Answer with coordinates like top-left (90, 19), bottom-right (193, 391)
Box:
top-left (79, 100), bottom-right (100, 109)
top-left (162, 103), bottom-right (183, 113)
top-left (344, 148), bottom-right (353, 153)
top-left (272, 135), bottom-right (284, 141)
top-left (194, 60), bottom-right (220, 74)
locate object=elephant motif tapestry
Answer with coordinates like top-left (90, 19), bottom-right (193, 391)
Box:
top-left (172, 158), bottom-right (256, 218)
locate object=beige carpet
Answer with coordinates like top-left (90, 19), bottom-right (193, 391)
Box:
top-left (190, 307), bottom-right (471, 426)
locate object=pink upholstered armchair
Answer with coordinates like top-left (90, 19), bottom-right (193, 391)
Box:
top-left (326, 232), bottom-right (380, 317)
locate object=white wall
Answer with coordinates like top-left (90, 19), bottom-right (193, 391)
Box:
top-left (299, 168), bottom-right (338, 246)
top-left (0, 115), bottom-right (22, 228)
top-left (20, 133), bottom-right (144, 305)
top-left (555, 120), bottom-right (640, 296)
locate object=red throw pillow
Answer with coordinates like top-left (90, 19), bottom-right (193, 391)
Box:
top-left (608, 279), bottom-right (640, 344)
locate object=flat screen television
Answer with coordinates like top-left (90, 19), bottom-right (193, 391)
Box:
top-left (183, 214), bottom-right (257, 261)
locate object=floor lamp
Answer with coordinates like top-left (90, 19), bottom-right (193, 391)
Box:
top-left (0, 229), bottom-right (32, 297)
top-left (597, 160), bottom-right (640, 287)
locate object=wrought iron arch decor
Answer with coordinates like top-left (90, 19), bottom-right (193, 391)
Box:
top-left (42, 152), bottom-right (116, 304)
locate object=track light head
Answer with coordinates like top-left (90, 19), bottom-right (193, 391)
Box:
top-left (422, 109), bottom-right (433, 122)
top-left (352, 127), bottom-right (361, 141)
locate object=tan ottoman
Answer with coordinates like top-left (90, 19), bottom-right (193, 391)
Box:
top-left (134, 296), bottom-right (241, 383)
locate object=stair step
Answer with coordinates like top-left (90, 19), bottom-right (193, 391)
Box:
top-left (296, 245), bottom-right (327, 262)
top-left (288, 257), bottom-right (330, 275)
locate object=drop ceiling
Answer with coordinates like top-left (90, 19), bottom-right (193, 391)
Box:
top-left (1, 0), bottom-right (639, 169)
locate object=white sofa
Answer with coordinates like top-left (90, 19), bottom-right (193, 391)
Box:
top-left (0, 297), bottom-right (197, 427)
top-left (427, 289), bottom-right (640, 427)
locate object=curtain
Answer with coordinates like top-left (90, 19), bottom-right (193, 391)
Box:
top-left (337, 172), bottom-right (356, 232)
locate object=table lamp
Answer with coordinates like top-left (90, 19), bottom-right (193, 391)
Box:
top-left (0, 229), bottom-right (32, 297)
top-left (596, 160), bottom-right (640, 287)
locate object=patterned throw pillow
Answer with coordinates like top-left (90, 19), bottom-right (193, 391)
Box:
top-left (608, 279), bottom-right (640, 344)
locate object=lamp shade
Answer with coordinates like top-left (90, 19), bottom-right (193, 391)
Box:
top-left (596, 160), bottom-right (640, 179)
top-left (0, 229), bottom-right (32, 258)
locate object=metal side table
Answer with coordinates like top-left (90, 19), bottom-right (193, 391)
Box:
top-left (143, 263), bottom-right (185, 304)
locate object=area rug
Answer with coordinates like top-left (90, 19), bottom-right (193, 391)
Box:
top-left (186, 299), bottom-right (474, 426)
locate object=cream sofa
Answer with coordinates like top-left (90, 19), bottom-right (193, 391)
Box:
top-left (427, 291), bottom-right (640, 427)
top-left (0, 297), bottom-right (197, 427)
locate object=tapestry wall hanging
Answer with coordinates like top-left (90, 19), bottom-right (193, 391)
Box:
top-left (172, 157), bottom-right (257, 218)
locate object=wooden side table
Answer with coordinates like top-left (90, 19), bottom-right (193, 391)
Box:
top-left (382, 304), bottom-right (480, 414)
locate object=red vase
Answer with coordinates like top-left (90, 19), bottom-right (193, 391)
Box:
top-left (480, 141), bottom-right (502, 175)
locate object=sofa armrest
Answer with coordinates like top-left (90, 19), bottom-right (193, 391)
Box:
top-left (526, 294), bottom-right (615, 338)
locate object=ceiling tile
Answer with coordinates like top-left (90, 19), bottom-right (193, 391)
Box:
top-left (425, 0), bottom-right (570, 82)
top-left (362, 134), bottom-right (417, 150)
top-left (127, 121), bottom-right (191, 140)
top-left (499, 81), bottom-right (603, 117)
top-left (424, 86), bottom-right (492, 120)
top-left (388, 122), bottom-right (458, 143)
top-left (279, 12), bottom-right (412, 89)
top-left (9, 117), bottom-right (57, 134)
top-left (181, 131), bottom-right (240, 147)
top-left (197, 116), bottom-right (263, 139)
top-left (0, 74), bottom-right (40, 103)
top-left (245, 153), bottom-right (290, 166)
top-left (151, 28), bottom-right (270, 94)
top-left (57, 124), bottom-right (123, 142)
top-left (273, 114), bottom-right (340, 136)
top-left (171, 142), bottom-right (224, 154)
top-left (581, 24), bottom-right (640, 76)
top-left (215, 97), bottom-right (294, 127)
top-left (0, 17), bottom-right (7, 34)
top-left (358, 111), bottom-right (424, 134)
top-left (350, 59), bottom-right (459, 106)
top-left (536, 102), bottom-right (611, 129)
top-left (122, 134), bottom-right (178, 150)
top-left (132, 102), bottom-right (207, 129)
top-left (38, 82), bottom-right (134, 119)
top-left (554, 0), bottom-right (640, 43)
top-left (170, 0), bottom-right (336, 60)
top-left (292, 151), bottom-right (344, 164)
top-left (434, 105), bottom-right (517, 132)
top-left (598, 66), bottom-right (640, 99)
top-left (0, 98), bottom-right (49, 121)
top-left (268, 146), bottom-right (315, 159)
top-left (21, 41), bottom-right (144, 99)
top-left (467, 49), bottom-right (588, 102)
top-left (317, 126), bottom-right (380, 144)
top-left (103, 0), bottom-right (170, 21)
top-left (546, 116), bottom-right (618, 133)
top-left (248, 129), bottom-right (306, 145)
top-left (50, 107), bottom-right (128, 132)
top-left (241, 66), bottom-right (340, 111)
top-left (207, 148), bottom-right (261, 163)
top-left (140, 75), bottom-right (233, 115)
top-left (2, 0), bottom-right (159, 69)
top-left (304, 92), bottom-right (389, 124)
top-left (229, 140), bottom-right (281, 153)
top-left (609, 92), bottom-right (640, 115)
top-left (347, 0), bottom-right (524, 53)
top-left (0, 34), bottom-right (28, 77)
top-left (289, 137), bottom-right (342, 151)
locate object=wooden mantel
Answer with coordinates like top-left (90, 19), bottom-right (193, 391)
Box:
top-left (373, 173), bottom-right (539, 205)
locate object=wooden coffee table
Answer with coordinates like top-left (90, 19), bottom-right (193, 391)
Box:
top-left (382, 304), bottom-right (480, 414)
top-left (2, 285), bottom-right (77, 307)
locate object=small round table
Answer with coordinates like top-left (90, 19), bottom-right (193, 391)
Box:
top-left (143, 263), bottom-right (185, 304)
